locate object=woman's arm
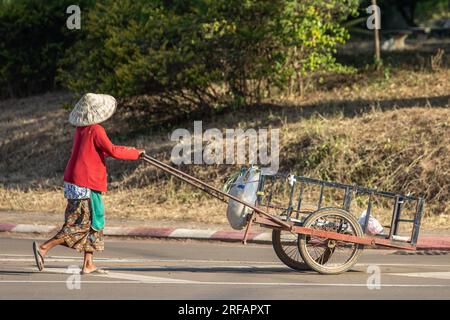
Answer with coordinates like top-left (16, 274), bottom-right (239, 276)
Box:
top-left (93, 125), bottom-right (143, 160)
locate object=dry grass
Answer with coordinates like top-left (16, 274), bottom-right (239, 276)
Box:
top-left (0, 186), bottom-right (229, 225)
top-left (0, 185), bottom-right (449, 231)
top-left (0, 68), bottom-right (449, 231)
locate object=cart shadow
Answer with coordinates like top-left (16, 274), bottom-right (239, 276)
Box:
top-left (107, 266), bottom-right (301, 274)
top-left (0, 270), bottom-right (37, 276)
top-left (105, 266), bottom-right (362, 274)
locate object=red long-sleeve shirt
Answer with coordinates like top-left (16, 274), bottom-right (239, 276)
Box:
top-left (63, 124), bottom-right (140, 192)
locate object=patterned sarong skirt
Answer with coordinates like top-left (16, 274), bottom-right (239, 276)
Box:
top-left (55, 199), bottom-right (104, 253)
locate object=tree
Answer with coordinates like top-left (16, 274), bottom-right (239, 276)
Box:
top-left (0, 0), bottom-right (94, 98)
top-left (58, 0), bottom-right (358, 113)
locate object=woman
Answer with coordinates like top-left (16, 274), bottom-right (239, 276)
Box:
top-left (32, 93), bottom-right (145, 275)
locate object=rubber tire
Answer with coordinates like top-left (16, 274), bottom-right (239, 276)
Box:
top-left (272, 229), bottom-right (309, 271)
top-left (298, 207), bottom-right (364, 275)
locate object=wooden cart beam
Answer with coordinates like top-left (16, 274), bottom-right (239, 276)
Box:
top-left (254, 215), bottom-right (416, 251)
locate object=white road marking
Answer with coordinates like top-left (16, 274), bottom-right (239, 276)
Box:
top-left (0, 258), bottom-right (165, 263)
top-left (389, 272), bottom-right (450, 280)
top-left (0, 256), bottom-right (285, 265)
top-left (27, 267), bottom-right (196, 284)
top-left (180, 282), bottom-right (450, 287)
top-left (356, 263), bottom-right (450, 267)
top-left (0, 281), bottom-right (140, 284)
top-left (2, 266), bottom-right (448, 287)
top-left (0, 258), bottom-right (286, 266)
top-left (104, 272), bottom-right (196, 283)
top-left (2, 255), bottom-right (450, 268)
top-left (0, 280), bottom-right (449, 287)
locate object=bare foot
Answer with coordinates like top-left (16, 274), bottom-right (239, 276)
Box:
top-left (37, 246), bottom-right (46, 259)
top-left (81, 264), bottom-right (98, 274)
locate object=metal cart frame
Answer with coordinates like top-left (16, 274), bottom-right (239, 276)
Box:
top-left (142, 155), bottom-right (425, 274)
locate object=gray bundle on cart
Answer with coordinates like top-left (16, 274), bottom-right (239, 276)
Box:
top-left (223, 166), bottom-right (260, 230)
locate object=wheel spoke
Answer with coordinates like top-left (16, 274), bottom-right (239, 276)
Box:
top-left (300, 210), bottom-right (363, 274)
top-left (281, 232), bottom-right (301, 261)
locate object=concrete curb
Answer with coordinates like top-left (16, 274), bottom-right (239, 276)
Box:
top-left (0, 222), bottom-right (449, 249)
top-left (0, 222), bottom-right (272, 243)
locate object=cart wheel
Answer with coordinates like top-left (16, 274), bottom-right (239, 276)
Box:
top-left (272, 229), bottom-right (309, 271)
top-left (298, 207), bottom-right (364, 275)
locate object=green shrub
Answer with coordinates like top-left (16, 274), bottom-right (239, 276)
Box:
top-left (57, 0), bottom-right (359, 122)
top-left (0, 0), bottom-right (94, 98)
top-left (1, 0), bottom-right (359, 115)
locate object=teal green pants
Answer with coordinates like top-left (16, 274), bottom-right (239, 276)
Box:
top-left (90, 190), bottom-right (105, 231)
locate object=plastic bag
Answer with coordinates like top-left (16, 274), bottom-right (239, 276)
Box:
top-left (226, 166), bottom-right (260, 230)
top-left (358, 210), bottom-right (384, 235)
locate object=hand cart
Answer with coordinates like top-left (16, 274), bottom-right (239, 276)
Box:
top-left (142, 155), bottom-right (425, 275)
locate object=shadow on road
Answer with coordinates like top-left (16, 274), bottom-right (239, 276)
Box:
top-left (106, 266), bottom-right (301, 274)
top-left (105, 265), bottom-right (361, 274)
top-left (0, 270), bottom-right (36, 276)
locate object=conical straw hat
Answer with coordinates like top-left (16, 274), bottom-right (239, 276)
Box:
top-left (69, 93), bottom-right (117, 126)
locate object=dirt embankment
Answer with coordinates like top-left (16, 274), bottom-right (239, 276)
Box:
top-left (0, 69), bottom-right (449, 230)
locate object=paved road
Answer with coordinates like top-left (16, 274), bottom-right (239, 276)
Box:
top-left (0, 235), bottom-right (449, 299)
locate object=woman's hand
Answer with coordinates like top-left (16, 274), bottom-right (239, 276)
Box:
top-left (137, 149), bottom-right (146, 158)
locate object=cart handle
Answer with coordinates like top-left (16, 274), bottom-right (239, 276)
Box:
top-left (141, 155), bottom-right (292, 229)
